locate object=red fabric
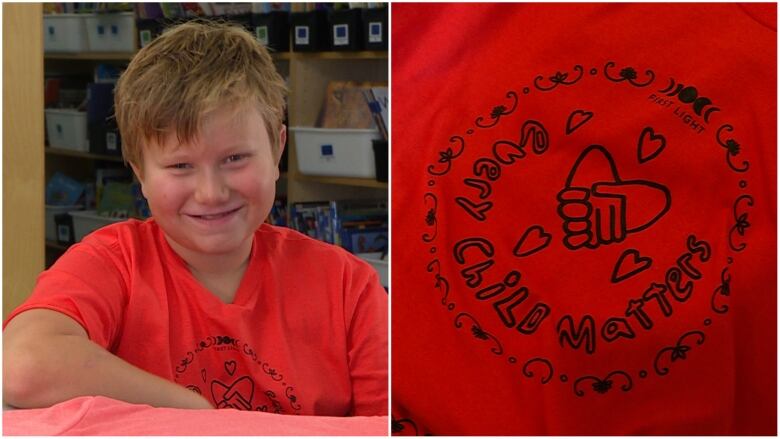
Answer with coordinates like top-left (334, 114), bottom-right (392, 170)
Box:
top-left (5, 221), bottom-right (387, 417)
top-left (3, 396), bottom-right (388, 435)
top-left (392, 3), bottom-right (775, 435)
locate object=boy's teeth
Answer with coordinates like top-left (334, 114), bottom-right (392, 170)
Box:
top-left (200, 212), bottom-right (227, 219)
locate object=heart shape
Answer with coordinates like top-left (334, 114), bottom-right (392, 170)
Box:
top-left (563, 145), bottom-right (672, 239)
top-left (637, 126), bottom-right (666, 164)
top-left (460, 260), bottom-right (495, 288)
top-left (513, 225), bottom-right (552, 257)
top-left (225, 360), bottom-right (237, 377)
top-left (611, 248), bottom-right (652, 283)
top-left (565, 109), bottom-right (594, 135)
top-left (211, 376), bottom-right (254, 411)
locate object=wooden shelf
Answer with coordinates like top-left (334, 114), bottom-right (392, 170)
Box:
top-left (293, 174), bottom-right (387, 189)
top-left (45, 146), bottom-right (125, 163)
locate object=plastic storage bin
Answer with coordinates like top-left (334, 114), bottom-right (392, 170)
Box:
top-left (45, 109), bottom-right (89, 151)
top-left (252, 11), bottom-right (290, 52)
top-left (291, 10), bottom-right (329, 51)
top-left (291, 127), bottom-right (380, 178)
top-left (69, 210), bottom-right (125, 242)
top-left (45, 204), bottom-right (84, 241)
top-left (85, 12), bottom-right (136, 52)
top-left (361, 8), bottom-right (388, 50)
top-left (43, 14), bottom-right (89, 52)
top-left (329, 8), bottom-right (362, 51)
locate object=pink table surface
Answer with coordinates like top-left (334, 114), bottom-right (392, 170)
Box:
top-left (4, 396), bottom-right (389, 436)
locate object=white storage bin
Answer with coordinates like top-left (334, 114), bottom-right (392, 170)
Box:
top-left (69, 210), bottom-right (125, 242)
top-left (85, 13), bottom-right (136, 52)
top-left (45, 204), bottom-right (84, 241)
top-left (43, 14), bottom-right (89, 52)
top-left (356, 252), bottom-right (388, 287)
top-left (45, 109), bottom-right (89, 151)
top-left (291, 127), bottom-right (380, 178)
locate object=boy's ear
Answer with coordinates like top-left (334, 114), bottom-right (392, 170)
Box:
top-left (129, 162), bottom-right (146, 197)
top-left (275, 125), bottom-right (287, 165)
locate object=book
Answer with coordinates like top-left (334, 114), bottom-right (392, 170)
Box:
top-left (318, 81), bottom-right (386, 129)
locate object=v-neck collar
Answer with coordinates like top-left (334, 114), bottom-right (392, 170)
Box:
top-left (154, 220), bottom-right (261, 308)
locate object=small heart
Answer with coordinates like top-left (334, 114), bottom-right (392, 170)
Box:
top-left (611, 248), bottom-right (652, 283)
top-left (566, 109), bottom-right (594, 135)
top-left (460, 260), bottom-right (495, 288)
top-left (513, 225), bottom-right (552, 257)
top-left (638, 127), bottom-right (666, 164)
top-left (225, 360), bottom-right (237, 377)
top-left (201, 369), bottom-right (207, 383)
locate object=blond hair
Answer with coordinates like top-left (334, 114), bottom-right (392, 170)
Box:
top-left (114, 20), bottom-right (287, 171)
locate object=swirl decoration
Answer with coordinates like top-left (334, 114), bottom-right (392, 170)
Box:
top-left (176, 351), bottom-right (195, 373)
top-left (422, 193), bottom-right (438, 242)
top-left (427, 136), bottom-right (466, 176)
top-left (266, 391), bottom-right (284, 414)
top-left (728, 194), bottom-right (754, 252)
top-left (195, 336), bottom-right (216, 352)
top-left (262, 363), bottom-right (284, 381)
top-left (716, 124), bottom-right (749, 173)
top-left (427, 259), bottom-right (452, 308)
top-left (603, 61), bottom-right (655, 87)
top-left (710, 267), bottom-right (732, 314)
top-left (654, 330), bottom-right (706, 376)
top-left (534, 65), bottom-right (584, 91)
top-left (573, 371), bottom-right (633, 396)
top-left (285, 386), bottom-right (302, 411)
top-left (243, 343), bottom-right (258, 362)
top-left (522, 357), bottom-right (554, 384)
top-left (454, 312), bottom-right (504, 355)
top-left (475, 91), bottom-right (519, 128)
top-left (391, 416), bottom-right (420, 435)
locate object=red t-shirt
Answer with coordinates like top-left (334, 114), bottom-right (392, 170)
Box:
top-left (392, 3), bottom-right (775, 435)
top-left (6, 220), bottom-right (388, 417)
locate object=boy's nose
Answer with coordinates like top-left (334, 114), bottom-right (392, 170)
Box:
top-left (194, 169), bottom-right (230, 205)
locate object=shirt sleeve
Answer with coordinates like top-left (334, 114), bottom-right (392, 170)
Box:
top-left (3, 239), bottom-right (128, 350)
top-left (344, 265), bottom-right (389, 416)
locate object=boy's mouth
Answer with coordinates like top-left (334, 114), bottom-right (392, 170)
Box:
top-left (188, 206), bottom-right (243, 221)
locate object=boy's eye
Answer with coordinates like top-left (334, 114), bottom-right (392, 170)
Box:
top-left (225, 154), bottom-right (248, 163)
top-left (168, 163), bottom-right (191, 170)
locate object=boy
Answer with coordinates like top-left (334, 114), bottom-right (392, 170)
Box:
top-left (3, 20), bottom-right (387, 416)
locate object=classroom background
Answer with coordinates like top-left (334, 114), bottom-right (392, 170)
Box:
top-left (4, 2), bottom-right (389, 321)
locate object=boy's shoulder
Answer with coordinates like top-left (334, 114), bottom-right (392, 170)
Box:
top-left (80, 217), bottom-right (159, 249)
top-left (256, 224), bottom-right (376, 273)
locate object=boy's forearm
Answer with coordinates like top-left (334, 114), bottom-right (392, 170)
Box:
top-left (4, 333), bottom-right (213, 410)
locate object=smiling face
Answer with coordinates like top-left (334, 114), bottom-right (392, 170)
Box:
top-left (133, 102), bottom-right (285, 261)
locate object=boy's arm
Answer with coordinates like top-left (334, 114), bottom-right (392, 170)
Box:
top-left (347, 275), bottom-right (389, 416)
top-left (3, 309), bottom-right (213, 410)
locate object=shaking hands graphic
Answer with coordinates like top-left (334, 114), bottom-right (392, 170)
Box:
top-left (557, 145), bottom-right (671, 250)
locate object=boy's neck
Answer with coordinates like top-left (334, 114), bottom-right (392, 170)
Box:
top-left (164, 235), bottom-right (253, 280)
